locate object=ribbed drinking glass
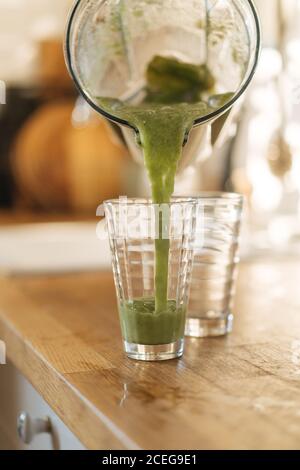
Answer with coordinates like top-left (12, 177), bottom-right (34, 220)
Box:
top-left (185, 193), bottom-right (243, 337)
top-left (104, 198), bottom-right (197, 361)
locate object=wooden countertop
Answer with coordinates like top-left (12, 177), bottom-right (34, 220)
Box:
top-left (1, 254), bottom-right (300, 450)
top-left (0, 209), bottom-right (96, 226)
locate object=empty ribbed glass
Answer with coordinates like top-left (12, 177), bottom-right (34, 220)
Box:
top-left (185, 193), bottom-right (243, 338)
top-left (104, 198), bottom-right (197, 361)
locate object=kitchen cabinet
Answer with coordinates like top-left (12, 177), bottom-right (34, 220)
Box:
top-left (0, 361), bottom-right (85, 450)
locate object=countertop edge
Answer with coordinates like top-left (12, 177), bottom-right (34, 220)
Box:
top-left (0, 277), bottom-right (134, 451)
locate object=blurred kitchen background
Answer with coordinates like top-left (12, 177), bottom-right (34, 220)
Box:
top-left (0, 0), bottom-right (300, 258)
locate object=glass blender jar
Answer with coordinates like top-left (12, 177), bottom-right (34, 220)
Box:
top-left (65, 0), bottom-right (260, 172)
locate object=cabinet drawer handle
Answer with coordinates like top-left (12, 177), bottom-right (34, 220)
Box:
top-left (17, 412), bottom-right (52, 445)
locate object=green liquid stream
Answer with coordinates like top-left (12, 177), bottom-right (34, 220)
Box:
top-left (98, 57), bottom-right (233, 343)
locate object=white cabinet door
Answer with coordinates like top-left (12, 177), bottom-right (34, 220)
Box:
top-left (0, 361), bottom-right (85, 450)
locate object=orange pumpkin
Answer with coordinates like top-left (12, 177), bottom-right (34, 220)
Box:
top-left (12, 100), bottom-right (128, 213)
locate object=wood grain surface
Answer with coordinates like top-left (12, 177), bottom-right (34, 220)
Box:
top-left (0, 255), bottom-right (300, 449)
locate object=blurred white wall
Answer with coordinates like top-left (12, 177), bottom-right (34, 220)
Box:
top-left (255, 0), bottom-right (300, 46)
top-left (0, 0), bottom-right (73, 84)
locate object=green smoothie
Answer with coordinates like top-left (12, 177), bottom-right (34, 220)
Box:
top-left (119, 299), bottom-right (186, 345)
top-left (98, 56), bottom-right (233, 344)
